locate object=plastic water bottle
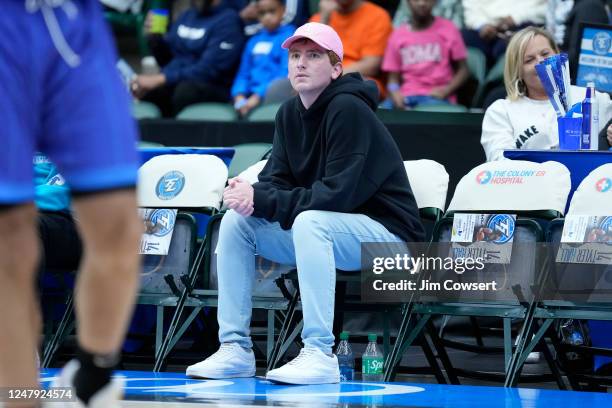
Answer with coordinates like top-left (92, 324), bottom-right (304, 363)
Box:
top-left (362, 333), bottom-right (384, 382)
top-left (335, 331), bottom-right (354, 381)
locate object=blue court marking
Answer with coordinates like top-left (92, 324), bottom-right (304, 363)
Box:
top-left (40, 370), bottom-right (612, 407)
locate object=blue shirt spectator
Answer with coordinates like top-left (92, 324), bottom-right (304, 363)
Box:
top-left (231, 24), bottom-right (295, 108)
top-left (133, 1), bottom-right (246, 116)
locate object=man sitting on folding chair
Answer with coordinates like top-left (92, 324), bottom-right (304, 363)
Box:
top-left (186, 22), bottom-right (425, 385)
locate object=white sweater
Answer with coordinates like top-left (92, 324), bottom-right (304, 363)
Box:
top-left (481, 86), bottom-right (612, 161)
top-left (462, 0), bottom-right (547, 30)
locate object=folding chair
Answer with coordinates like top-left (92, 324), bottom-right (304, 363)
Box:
top-left (507, 163), bottom-right (612, 388)
top-left (246, 103), bottom-right (283, 122)
top-left (227, 143), bottom-right (272, 178)
top-left (267, 160), bottom-right (451, 375)
top-left (152, 160), bottom-right (292, 371)
top-left (42, 154), bottom-right (228, 368)
top-left (384, 160), bottom-right (571, 385)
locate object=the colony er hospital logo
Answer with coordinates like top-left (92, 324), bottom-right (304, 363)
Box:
top-left (156, 171), bottom-right (185, 200)
top-left (595, 177), bottom-right (611, 193)
top-left (476, 170), bottom-right (492, 184)
top-left (592, 31), bottom-right (611, 56)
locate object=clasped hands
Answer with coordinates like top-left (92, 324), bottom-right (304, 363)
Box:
top-left (223, 177), bottom-right (254, 217)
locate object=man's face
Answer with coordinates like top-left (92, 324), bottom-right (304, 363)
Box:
top-left (288, 39), bottom-right (341, 95)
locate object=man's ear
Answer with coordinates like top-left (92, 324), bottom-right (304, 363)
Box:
top-left (331, 63), bottom-right (343, 80)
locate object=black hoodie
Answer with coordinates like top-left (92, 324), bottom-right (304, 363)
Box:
top-left (252, 73), bottom-right (426, 243)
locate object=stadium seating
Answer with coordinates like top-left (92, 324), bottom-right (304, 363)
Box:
top-left (133, 101), bottom-right (162, 120)
top-left (43, 154), bottom-right (229, 369)
top-left (384, 160), bottom-right (571, 385)
top-left (507, 163), bottom-right (612, 388)
top-left (246, 103), bottom-right (283, 122)
top-left (176, 103), bottom-right (238, 122)
top-left (227, 143), bottom-right (273, 178)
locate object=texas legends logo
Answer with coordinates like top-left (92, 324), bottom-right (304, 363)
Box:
top-left (156, 171), bottom-right (186, 200)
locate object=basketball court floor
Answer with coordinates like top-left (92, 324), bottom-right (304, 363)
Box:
top-left (40, 370), bottom-right (612, 407)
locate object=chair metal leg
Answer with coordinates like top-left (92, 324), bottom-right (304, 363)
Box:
top-left (267, 289), bottom-right (300, 371)
top-left (384, 302), bottom-right (414, 382)
top-left (153, 239), bottom-right (207, 372)
top-left (426, 319), bottom-right (460, 384)
top-left (385, 310), bottom-right (430, 382)
top-left (419, 331), bottom-right (447, 384)
top-left (506, 317), bottom-right (553, 387)
top-left (42, 294), bottom-right (74, 368)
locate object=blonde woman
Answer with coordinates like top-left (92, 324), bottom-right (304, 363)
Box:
top-left (481, 26), bottom-right (612, 161)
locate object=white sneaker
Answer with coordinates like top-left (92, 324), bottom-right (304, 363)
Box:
top-left (186, 343), bottom-right (256, 379)
top-left (50, 359), bottom-right (123, 408)
top-left (266, 347), bottom-right (340, 385)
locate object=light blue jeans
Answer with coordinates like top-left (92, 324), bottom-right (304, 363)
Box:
top-left (216, 209), bottom-right (402, 354)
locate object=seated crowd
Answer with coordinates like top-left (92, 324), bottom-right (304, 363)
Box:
top-left (34, 0), bottom-right (612, 394)
top-left (126, 0), bottom-right (612, 117)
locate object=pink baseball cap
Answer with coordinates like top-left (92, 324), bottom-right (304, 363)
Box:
top-left (281, 22), bottom-right (344, 61)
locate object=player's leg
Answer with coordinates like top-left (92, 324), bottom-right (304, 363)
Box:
top-left (0, 205), bottom-right (41, 395)
top-left (39, 1), bottom-right (141, 404)
top-left (0, 2), bottom-right (44, 399)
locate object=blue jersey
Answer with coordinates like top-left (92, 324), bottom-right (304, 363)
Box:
top-left (162, 6), bottom-right (245, 88)
top-left (0, 0), bottom-right (139, 204)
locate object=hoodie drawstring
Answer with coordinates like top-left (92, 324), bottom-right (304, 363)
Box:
top-left (25, 0), bottom-right (81, 67)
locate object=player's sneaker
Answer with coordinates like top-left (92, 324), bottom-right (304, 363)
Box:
top-left (186, 343), bottom-right (256, 379)
top-left (50, 359), bottom-right (123, 408)
top-left (266, 347), bottom-right (340, 385)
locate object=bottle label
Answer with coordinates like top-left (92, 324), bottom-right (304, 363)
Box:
top-left (339, 366), bottom-right (354, 381)
top-left (362, 356), bottom-right (383, 375)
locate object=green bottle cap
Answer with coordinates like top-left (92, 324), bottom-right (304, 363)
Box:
top-left (368, 333), bottom-right (377, 342)
top-left (340, 331), bottom-right (350, 340)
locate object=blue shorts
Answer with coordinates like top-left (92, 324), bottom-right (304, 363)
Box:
top-left (0, 0), bottom-right (139, 204)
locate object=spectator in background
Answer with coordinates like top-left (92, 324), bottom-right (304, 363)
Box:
top-left (393, 0), bottom-right (464, 29)
top-left (34, 155), bottom-right (82, 276)
top-left (382, 0), bottom-right (469, 109)
top-left (230, 0), bottom-right (310, 35)
top-left (310, 0), bottom-right (392, 99)
top-left (546, 0), bottom-right (610, 77)
top-left (132, 0), bottom-right (245, 117)
top-left (462, 0), bottom-right (548, 66)
top-left (232, 0), bottom-right (296, 117)
top-left (480, 26), bottom-right (612, 161)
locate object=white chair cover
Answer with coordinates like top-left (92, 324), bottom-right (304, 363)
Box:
top-left (138, 154), bottom-right (228, 209)
top-left (404, 159), bottom-right (449, 211)
top-left (447, 160), bottom-right (571, 214)
top-left (567, 163), bottom-right (612, 215)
